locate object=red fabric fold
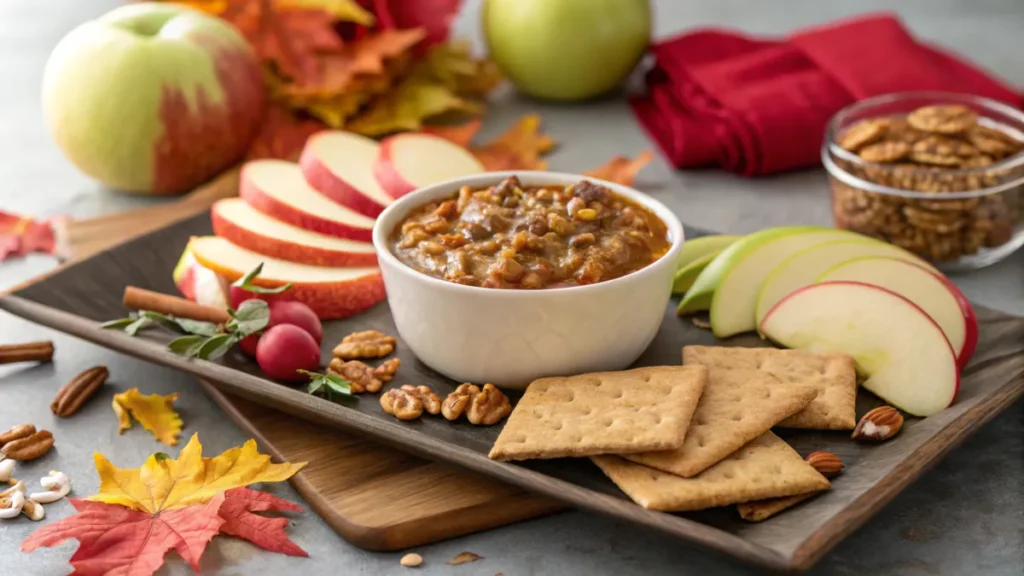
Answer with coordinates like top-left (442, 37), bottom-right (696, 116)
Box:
top-left (630, 12), bottom-right (1022, 176)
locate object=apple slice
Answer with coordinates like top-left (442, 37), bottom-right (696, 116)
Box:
top-left (676, 234), bottom-right (744, 269)
top-left (211, 198), bottom-right (377, 267)
top-left (172, 245), bottom-right (229, 309)
top-left (761, 281), bottom-right (959, 417)
top-left (682, 226), bottom-right (865, 336)
top-left (754, 239), bottom-right (938, 327)
top-left (817, 257), bottom-right (978, 368)
top-left (374, 133), bottom-right (485, 198)
top-left (299, 131), bottom-right (395, 218)
top-left (240, 159), bottom-right (376, 242)
top-left (186, 236), bottom-right (385, 320)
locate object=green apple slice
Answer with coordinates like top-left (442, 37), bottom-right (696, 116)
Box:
top-left (676, 234), bottom-right (743, 269)
top-left (754, 239), bottom-right (937, 329)
top-left (699, 226), bottom-right (867, 338)
top-left (673, 251), bottom-right (720, 294)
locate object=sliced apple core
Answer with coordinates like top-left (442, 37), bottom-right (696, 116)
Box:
top-left (241, 159), bottom-right (375, 241)
top-left (817, 257), bottom-right (977, 368)
top-left (700, 227), bottom-right (865, 337)
top-left (755, 239), bottom-right (937, 327)
top-left (189, 236), bottom-right (379, 284)
top-left (212, 198), bottom-right (376, 266)
top-left (375, 133), bottom-right (485, 198)
top-left (760, 281), bottom-right (959, 417)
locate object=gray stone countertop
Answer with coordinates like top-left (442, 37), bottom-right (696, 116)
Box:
top-left (0, 1), bottom-right (1021, 575)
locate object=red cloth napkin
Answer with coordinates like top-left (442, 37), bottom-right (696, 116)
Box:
top-left (630, 12), bottom-right (1022, 176)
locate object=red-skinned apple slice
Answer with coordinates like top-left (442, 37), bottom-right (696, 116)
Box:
top-left (760, 281), bottom-right (959, 417)
top-left (299, 131), bottom-right (394, 218)
top-left (240, 159), bottom-right (375, 241)
top-left (374, 133), bottom-right (485, 198)
top-left (817, 257), bottom-right (978, 369)
top-left (187, 236), bottom-right (385, 320)
top-left (211, 198), bottom-right (377, 267)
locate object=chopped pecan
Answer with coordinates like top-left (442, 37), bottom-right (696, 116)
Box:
top-left (0, 424), bottom-right (36, 447)
top-left (372, 358), bottom-right (401, 383)
top-left (328, 358), bottom-right (382, 393)
top-left (51, 366), bottom-right (109, 417)
top-left (442, 383), bottom-right (512, 425)
top-left (333, 330), bottom-right (396, 360)
top-left (381, 385), bottom-right (441, 420)
top-left (1, 430), bottom-right (54, 461)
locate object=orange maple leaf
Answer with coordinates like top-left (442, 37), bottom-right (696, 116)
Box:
top-left (471, 114), bottom-right (557, 171)
top-left (422, 120), bottom-right (482, 148)
top-left (584, 151), bottom-right (655, 186)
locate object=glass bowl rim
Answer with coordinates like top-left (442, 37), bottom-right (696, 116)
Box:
top-left (824, 91), bottom-right (1024, 200)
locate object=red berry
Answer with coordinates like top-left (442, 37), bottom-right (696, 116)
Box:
top-left (268, 300), bottom-right (323, 343)
top-left (256, 324), bottom-right (320, 382)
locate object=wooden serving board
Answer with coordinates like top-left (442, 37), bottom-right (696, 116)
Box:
top-left (41, 172), bottom-right (564, 551)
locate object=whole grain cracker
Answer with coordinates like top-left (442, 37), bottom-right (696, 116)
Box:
top-left (858, 141), bottom-right (910, 163)
top-left (683, 346), bottom-right (857, 430)
top-left (737, 492), bottom-right (817, 522)
top-left (838, 120), bottom-right (886, 152)
top-left (907, 104), bottom-right (977, 135)
top-left (488, 366), bottom-right (708, 461)
top-left (592, 433), bottom-right (830, 512)
top-left (622, 368), bottom-right (817, 477)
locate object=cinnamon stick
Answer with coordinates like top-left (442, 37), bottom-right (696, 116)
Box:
top-left (0, 341), bottom-right (54, 365)
top-left (122, 286), bottom-right (229, 324)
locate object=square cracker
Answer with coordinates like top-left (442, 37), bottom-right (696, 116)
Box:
top-left (592, 432), bottom-right (830, 512)
top-left (683, 346), bottom-right (857, 430)
top-left (623, 368), bottom-right (818, 477)
top-left (737, 492), bottom-right (818, 522)
top-left (488, 366), bottom-right (708, 461)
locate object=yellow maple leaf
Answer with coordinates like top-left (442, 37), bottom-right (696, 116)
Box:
top-left (347, 76), bottom-right (484, 136)
top-left (277, 0), bottom-right (374, 24)
top-left (89, 433), bottom-right (305, 513)
top-left (111, 388), bottom-right (183, 447)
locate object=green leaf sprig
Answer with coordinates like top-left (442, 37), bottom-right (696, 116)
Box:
top-left (100, 263), bottom-right (287, 361)
top-left (300, 370), bottom-right (355, 402)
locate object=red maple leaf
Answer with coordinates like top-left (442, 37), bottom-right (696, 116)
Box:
top-left (0, 210), bottom-right (68, 261)
top-left (219, 487), bottom-right (307, 556)
top-left (369, 0), bottom-right (463, 48)
top-left (22, 495), bottom-right (226, 576)
top-left (22, 488), bottom-right (305, 575)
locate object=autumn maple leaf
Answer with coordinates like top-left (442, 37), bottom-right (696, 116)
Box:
top-left (422, 119), bottom-right (481, 147)
top-left (584, 151), bottom-right (655, 186)
top-left (22, 495), bottom-right (226, 576)
top-left (0, 210), bottom-right (69, 261)
top-left (23, 488), bottom-right (306, 575)
top-left (112, 388), bottom-right (183, 446)
top-left (471, 114), bottom-right (558, 171)
top-left (369, 0), bottom-right (463, 48)
top-left (247, 103), bottom-right (326, 160)
top-left (90, 433), bottom-right (305, 513)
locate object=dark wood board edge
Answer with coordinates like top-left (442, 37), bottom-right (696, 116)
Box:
top-left (0, 294), bottom-right (792, 571)
top-left (196, 379), bottom-right (565, 551)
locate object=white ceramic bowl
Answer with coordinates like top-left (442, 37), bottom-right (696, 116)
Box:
top-left (372, 171), bottom-right (685, 389)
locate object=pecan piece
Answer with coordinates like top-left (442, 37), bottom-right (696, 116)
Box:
top-left (805, 451), bottom-right (844, 478)
top-left (1, 430), bottom-right (54, 461)
top-left (442, 383), bottom-right (512, 425)
top-left (51, 366), bottom-right (109, 417)
top-left (852, 406), bottom-right (904, 442)
top-left (372, 358), bottom-right (401, 383)
top-left (328, 358), bottom-right (382, 393)
top-left (381, 385), bottom-right (441, 420)
top-left (0, 341), bottom-right (54, 365)
top-left (0, 424), bottom-right (36, 447)
top-left (333, 330), bottom-right (396, 360)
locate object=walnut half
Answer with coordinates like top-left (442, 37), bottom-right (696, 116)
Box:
top-left (442, 383), bottom-right (512, 425)
top-left (333, 330), bottom-right (396, 360)
top-left (328, 358), bottom-right (382, 393)
top-left (381, 385), bottom-right (442, 421)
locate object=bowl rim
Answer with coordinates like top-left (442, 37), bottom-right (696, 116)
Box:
top-left (824, 91), bottom-right (1024, 200)
top-left (371, 170), bottom-right (685, 298)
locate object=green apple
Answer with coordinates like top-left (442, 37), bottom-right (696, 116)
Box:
top-left (682, 226), bottom-right (867, 337)
top-left (676, 234), bottom-right (743, 269)
top-left (483, 0), bottom-right (651, 101)
top-left (673, 252), bottom-right (719, 295)
top-left (42, 3), bottom-right (266, 195)
top-left (754, 239), bottom-right (937, 329)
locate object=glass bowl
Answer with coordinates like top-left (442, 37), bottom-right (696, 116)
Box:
top-left (823, 91), bottom-right (1024, 271)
